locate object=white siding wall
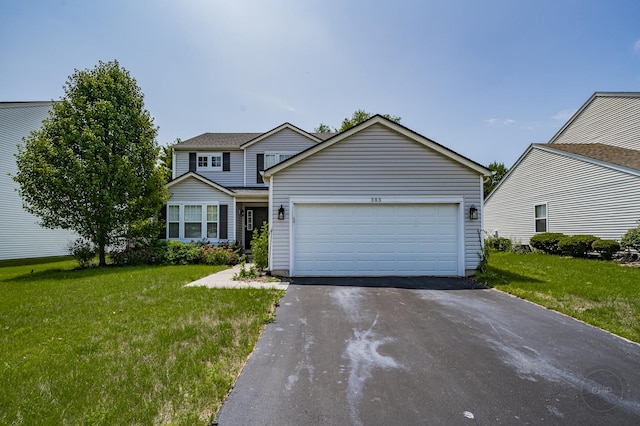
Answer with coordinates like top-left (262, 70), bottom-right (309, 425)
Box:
top-left (173, 150), bottom-right (244, 186)
top-left (167, 178), bottom-right (235, 242)
top-left (484, 148), bottom-right (640, 244)
top-left (552, 96), bottom-right (640, 150)
top-left (0, 103), bottom-right (76, 260)
top-left (244, 128), bottom-right (318, 187)
top-left (270, 124), bottom-right (483, 274)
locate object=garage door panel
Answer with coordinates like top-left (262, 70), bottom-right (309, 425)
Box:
top-left (293, 203), bottom-right (459, 276)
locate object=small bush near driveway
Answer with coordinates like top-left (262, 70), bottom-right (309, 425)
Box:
top-left (0, 257), bottom-right (283, 425)
top-left (475, 252), bottom-right (640, 344)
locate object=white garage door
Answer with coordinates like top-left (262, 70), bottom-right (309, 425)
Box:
top-left (292, 203), bottom-right (459, 276)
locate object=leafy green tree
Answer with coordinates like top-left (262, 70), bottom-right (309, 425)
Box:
top-left (484, 161), bottom-right (509, 198)
top-left (13, 60), bottom-right (167, 266)
top-left (315, 109), bottom-right (401, 133)
top-left (159, 138), bottom-right (180, 183)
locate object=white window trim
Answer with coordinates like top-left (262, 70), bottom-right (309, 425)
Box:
top-left (264, 151), bottom-right (297, 169)
top-left (166, 202), bottom-right (220, 241)
top-left (196, 152), bottom-right (223, 171)
top-left (534, 202), bottom-right (548, 233)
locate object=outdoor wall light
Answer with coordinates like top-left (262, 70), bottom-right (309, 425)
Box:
top-left (240, 209), bottom-right (245, 216)
top-left (278, 205), bottom-right (285, 220)
top-left (469, 205), bottom-right (478, 220)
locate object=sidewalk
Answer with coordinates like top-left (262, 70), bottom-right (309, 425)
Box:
top-left (184, 263), bottom-right (289, 290)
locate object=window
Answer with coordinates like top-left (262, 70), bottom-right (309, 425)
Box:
top-left (167, 204), bottom-right (220, 240)
top-left (265, 152), bottom-right (296, 169)
top-left (535, 204), bottom-right (547, 232)
top-left (184, 205), bottom-right (202, 238)
top-left (196, 153), bottom-right (222, 171)
top-left (168, 205), bottom-right (180, 238)
top-left (207, 205), bottom-right (218, 238)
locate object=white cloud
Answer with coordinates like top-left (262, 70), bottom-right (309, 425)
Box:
top-left (552, 109), bottom-right (574, 121)
top-left (484, 118), bottom-right (515, 125)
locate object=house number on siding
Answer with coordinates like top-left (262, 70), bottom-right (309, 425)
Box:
top-left (370, 197), bottom-right (382, 203)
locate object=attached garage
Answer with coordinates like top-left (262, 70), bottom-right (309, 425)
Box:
top-left (291, 201), bottom-right (463, 276)
top-left (263, 116), bottom-right (492, 277)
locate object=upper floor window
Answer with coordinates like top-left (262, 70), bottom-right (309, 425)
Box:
top-left (534, 203), bottom-right (547, 232)
top-left (197, 153), bottom-right (222, 171)
top-left (265, 152), bottom-right (296, 169)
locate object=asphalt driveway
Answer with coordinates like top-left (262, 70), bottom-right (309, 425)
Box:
top-left (216, 277), bottom-right (640, 425)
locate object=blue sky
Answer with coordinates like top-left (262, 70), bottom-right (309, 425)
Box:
top-left (2, 0), bottom-right (640, 167)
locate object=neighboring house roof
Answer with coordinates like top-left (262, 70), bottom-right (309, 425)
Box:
top-left (548, 92), bottom-right (640, 145)
top-left (174, 125), bottom-right (333, 150)
top-left (263, 115), bottom-right (492, 179)
top-left (0, 101), bottom-right (53, 109)
top-left (540, 143), bottom-right (640, 172)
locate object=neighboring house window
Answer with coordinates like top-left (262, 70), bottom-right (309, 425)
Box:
top-left (265, 152), bottom-right (296, 169)
top-left (168, 205), bottom-right (180, 238)
top-left (534, 204), bottom-right (547, 232)
top-left (168, 204), bottom-right (220, 240)
top-left (197, 153), bottom-right (222, 171)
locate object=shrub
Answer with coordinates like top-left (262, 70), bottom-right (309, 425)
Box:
top-left (621, 226), bottom-right (640, 251)
top-left (529, 232), bottom-right (566, 254)
top-left (161, 240), bottom-right (203, 265)
top-left (67, 239), bottom-right (96, 269)
top-left (200, 245), bottom-right (238, 266)
top-left (558, 234), bottom-right (599, 258)
top-left (486, 237), bottom-right (512, 252)
top-left (217, 240), bottom-right (246, 261)
top-left (110, 240), bottom-right (165, 266)
top-left (233, 262), bottom-right (259, 280)
top-left (251, 222), bottom-right (269, 271)
top-left (591, 239), bottom-right (621, 260)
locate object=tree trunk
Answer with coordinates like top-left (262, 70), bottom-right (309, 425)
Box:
top-left (99, 244), bottom-right (106, 266)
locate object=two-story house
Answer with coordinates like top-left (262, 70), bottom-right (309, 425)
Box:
top-left (167, 116), bottom-right (491, 277)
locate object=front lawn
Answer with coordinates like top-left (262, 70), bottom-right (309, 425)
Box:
top-left (0, 257), bottom-right (283, 425)
top-left (476, 252), bottom-right (640, 343)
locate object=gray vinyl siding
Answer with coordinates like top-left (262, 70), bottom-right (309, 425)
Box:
top-left (0, 103), bottom-right (76, 260)
top-left (167, 178), bottom-right (235, 242)
top-left (174, 150), bottom-right (243, 186)
top-left (244, 128), bottom-right (319, 187)
top-left (552, 95), bottom-right (640, 150)
top-left (270, 124), bottom-right (483, 274)
top-left (484, 148), bottom-right (640, 244)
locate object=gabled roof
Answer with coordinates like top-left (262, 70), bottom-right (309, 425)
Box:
top-left (263, 115), bottom-right (492, 179)
top-left (0, 101), bottom-right (53, 109)
top-left (548, 92), bottom-right (640, 144)
top-left (166, 172), bottom-right (235, 195)
top-left (240, 122), bottom-right (325, 148)
top-left (173, 125), bottom-right (333, 150)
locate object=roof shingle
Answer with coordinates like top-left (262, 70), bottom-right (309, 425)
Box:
top-left (539, 143), bottom-right (640, 171)
top-left (174, 131), bottom-right (334, 149)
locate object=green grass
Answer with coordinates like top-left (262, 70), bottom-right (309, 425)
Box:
top-left (476, 252), bottom-right (640, 343)
top-left (0, 257), bottom-right (284, 425)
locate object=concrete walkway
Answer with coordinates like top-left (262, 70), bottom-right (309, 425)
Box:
top-left (185, 263), bottom-right (289, 290)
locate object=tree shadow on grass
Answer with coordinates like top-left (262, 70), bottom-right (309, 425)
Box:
top-left (476, 266), bottom-right (546, 286)
top-left (1, 264), bottom-right (146, 284)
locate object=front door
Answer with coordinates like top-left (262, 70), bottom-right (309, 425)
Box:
top-left (245, 207), bottom-right (268, 249)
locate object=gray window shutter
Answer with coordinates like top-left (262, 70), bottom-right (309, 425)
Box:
top-left (257, 154), bottom-right (264, 184)
top-left (223, 152), bottom-right (231, 171)
top-left (189, 152), bottom-right (196, 172)
top-left (219, 205), bottom-right (228, 239)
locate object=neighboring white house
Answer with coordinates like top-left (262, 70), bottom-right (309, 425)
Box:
top-left (484, 92), bottom-right (640, 244)
top-left (169, 115), bottom-right (491, 277)
top-left (0, 102), bottom-right (76, 260)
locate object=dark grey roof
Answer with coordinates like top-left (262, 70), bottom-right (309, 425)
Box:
top-left (174, 131), bottom-right (334, 149)
top-left (539, 143), bottom-right (640, 172)
top-left (174, 133), bottom-right (263, 149)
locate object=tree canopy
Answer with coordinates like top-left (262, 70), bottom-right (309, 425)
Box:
top-left (14, 60), bottom-right (167, 265)
top-left (484, 161), bottom-right (509, 198)
top-left (315, 109), bottom-right (401, 133)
